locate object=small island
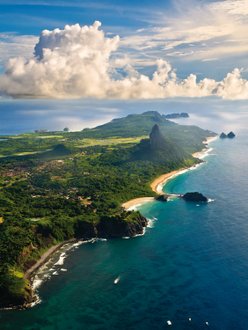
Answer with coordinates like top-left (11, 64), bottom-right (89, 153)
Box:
top-left (163, 112), bottom-right (189, 119)
top-left (182, 192), bottom-right (208, 202)
top-left (220, 131), bottom-right (236, 139)
top-left (0, 111), bottom-right (216, 309)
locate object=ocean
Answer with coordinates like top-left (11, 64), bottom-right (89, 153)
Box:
top-left (1, 98), bottom-right (248, 329)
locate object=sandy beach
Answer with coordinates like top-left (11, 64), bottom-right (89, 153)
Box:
top-left (121, 197), bottom-right (155, 210)
top-left (150, 169), bottom-right (185, 194)
top-left (122, 135), bottom-right (217, 210)
top-left (122, 169), bottom-right (185, 210)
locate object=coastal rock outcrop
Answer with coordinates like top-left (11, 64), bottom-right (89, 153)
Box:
top-left (75, 221), bottom-right (97, 239)
top-left (155, 194), bottom-right (168, 202)
top-left (97, 213), bottom-right (147, 238)
top-left (182, 192), bottom-right (208, 202)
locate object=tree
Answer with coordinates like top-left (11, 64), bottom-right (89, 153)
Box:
top-left (63, 127), bottom-right (70, 132)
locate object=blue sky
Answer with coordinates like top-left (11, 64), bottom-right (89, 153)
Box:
top-left (0, 0), bottom-right (172, 34)
top-left (0, 0), bottom-right (248, 100)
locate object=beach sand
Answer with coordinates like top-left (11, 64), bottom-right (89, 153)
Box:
top-left (150, 169), bottom-right (185, 194)
top-left (121, 197), bottom-right (155, 210)
top-left (122, 169), bottom-right (185, 210)
top-left (122, 135), bottom-right (218, 210)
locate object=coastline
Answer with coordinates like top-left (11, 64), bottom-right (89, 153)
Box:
top-left (122, 135), bottom-right (217, 211)
top-left (121, 169), bottom-right (186, 211)
top-left (13, 134), bottom-right (217, 310)
top-left (24, 240), bottom-right (75, 280)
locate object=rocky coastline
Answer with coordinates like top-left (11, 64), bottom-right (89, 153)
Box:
top-left (1, 211), bottom-right (148, 310)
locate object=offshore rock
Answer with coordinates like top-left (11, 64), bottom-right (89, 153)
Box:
top-left (182, 192), bottom-right (208, 202)
top-left (227, 131), bottom-right (235, 138)
top-left (220, 132), bottom-right (227, 139)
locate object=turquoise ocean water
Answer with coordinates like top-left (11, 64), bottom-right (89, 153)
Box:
top-left (1, 101), bottom-right (248, 329)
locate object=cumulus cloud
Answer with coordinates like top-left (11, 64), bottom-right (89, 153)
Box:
top-left (0, 21), bottom-right (248, 100)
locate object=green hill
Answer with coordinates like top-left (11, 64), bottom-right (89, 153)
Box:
top-left (79, 111), bottom-right (215, 154)
top-left (0, 110), bottom-right (216, 308)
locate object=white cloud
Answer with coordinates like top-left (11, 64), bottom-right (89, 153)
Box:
top-left (0, 21), bottom-right (248, 100)
top-left (0, 34), bottom-right (38, 67)
top-left (121, 0), bottom-right (248, 63)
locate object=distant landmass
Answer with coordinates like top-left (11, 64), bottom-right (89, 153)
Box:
top-left (163, 112), bottom-right (189, 119)
top-left (220, 131), bottom-right (236, 139)
top-left (0, 111), bottom-right (216, 309)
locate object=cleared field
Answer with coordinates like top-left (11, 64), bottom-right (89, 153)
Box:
top-left (75, 136), bottom-right (147, 147)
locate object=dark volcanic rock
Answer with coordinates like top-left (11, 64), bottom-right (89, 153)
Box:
top-left (97, 213), bottom-right (147, 238)
top-left (74, 221), bottom-right (97, 239)
top-left (183, 192), bottom-right (208, 202)
top-left (149, 124), bottom-right (166, 149)
top-left (155, 194), bottom-right (168, 202)
top-left (220, 132), bottom-right (227, 139)
top-left (220, 131), bottom-right (235, 139)
top-left (227, 131), bottom-right (235, 138)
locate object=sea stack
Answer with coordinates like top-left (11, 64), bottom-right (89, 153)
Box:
top-left (220, 132), bottom-right (227, 139)
top-left (227, 131), bottom-right (235, 138)
top-left (219, 131), bottom-right (235, 139)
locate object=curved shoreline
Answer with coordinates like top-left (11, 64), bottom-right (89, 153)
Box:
top-left (121, 169), bottom-right (185, 210)
top-left (24, 239), bottom-right (76, 280)
top-left (10, 135), bottom-right (217, 309)
top-left (122, 135), bottom-right (218, 211)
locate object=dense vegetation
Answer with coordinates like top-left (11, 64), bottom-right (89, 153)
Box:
top-left (0, 111), bottom-right (215, 307)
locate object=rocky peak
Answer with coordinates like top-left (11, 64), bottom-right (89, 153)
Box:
top-left (149, 124), bottom-right (166, 149)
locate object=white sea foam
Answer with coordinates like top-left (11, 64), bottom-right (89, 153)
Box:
top-left (147, 218), bottom-right (154, 228)
top-left (30, 296), bottom-right (42, 307)
top-left (199, 147), bottom-right (214, 159)
top-left (29, 239), bottom-right (101, 300)
top-left (208, 198), bottom-right (215, 203)
top-left (54, 252), bottom-right (67, 266)
top-left (122, 236), bottom-right (130, 239)
top-left (32, 276), bottom-right (43, 290)
top-left (147, 217), bottom-right (158, 228)
top-left (134, 227), bottom-right (146, 237)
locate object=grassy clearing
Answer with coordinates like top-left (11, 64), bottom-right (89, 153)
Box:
top-left (75, 136), bottom-right (147, 147)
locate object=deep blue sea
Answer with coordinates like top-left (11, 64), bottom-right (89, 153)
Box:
top-left (1, 98), bottom-right (248, 329)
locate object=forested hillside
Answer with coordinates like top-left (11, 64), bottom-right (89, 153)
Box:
top-left (0, 111), bottom-right (216, 308)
